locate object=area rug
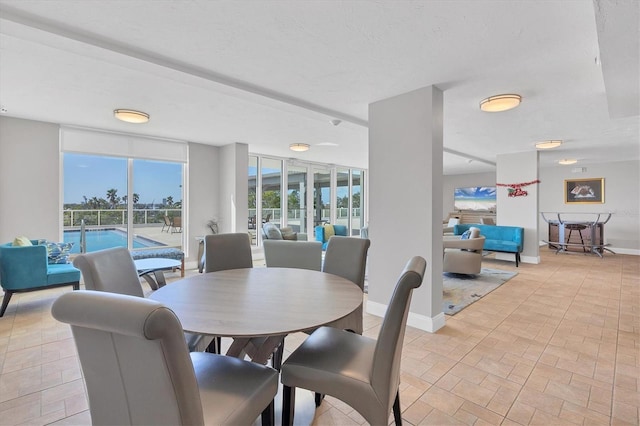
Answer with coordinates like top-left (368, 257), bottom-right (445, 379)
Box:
top-left (443, 268), bottom-right (517, 315)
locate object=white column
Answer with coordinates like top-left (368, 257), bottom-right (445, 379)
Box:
top-left (220, 143), bottom-right (249, 233)
top-left (367, 86), bottom-right (445, 332)
top-left (496, 151), bottom-right (540, 264)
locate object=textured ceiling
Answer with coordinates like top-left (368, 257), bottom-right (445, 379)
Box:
top-left (0, 0), bottom-right (638, 174)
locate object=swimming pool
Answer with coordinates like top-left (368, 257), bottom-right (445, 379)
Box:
top-left (64, 229), bottom-right (165, 253)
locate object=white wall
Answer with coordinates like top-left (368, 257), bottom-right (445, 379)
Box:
top-left (443, 160), bottom-right (640, 255)
top-left (538, 160), bottom-right (640, 253)
top-left (0, 117), bottom-right (60, 242)
top-left (0, 117), bottom-right (247, 266)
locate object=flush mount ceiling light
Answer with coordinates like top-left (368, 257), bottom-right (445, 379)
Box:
top-left (536, 140), bottom-right (563, 149)
top-left (479, 94), bottom-right (522, 112)
top-left (114, 109), bottom-right (149, 124)
top-left (289, 143), bottom-right (310, 152)
top-left (559, 159), bottom-right (578, 165)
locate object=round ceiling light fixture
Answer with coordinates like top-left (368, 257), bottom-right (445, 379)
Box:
top-left (114, 109), bottom-right (150, 124)
top-left (535, 140), bottom-right (563, 149)
top-left (558, 159), bottom-right (577, 165)
top-left (479, 94), bottom-right (522, 112)
top-left (289, 143), bottom-right (310, 152)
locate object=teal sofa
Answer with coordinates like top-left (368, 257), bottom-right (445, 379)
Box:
top-left (314, 224), bottom-right (348, 250)
top-left (454, 224), bottom-right (524, 267)
top-left (0, 241), bottom-right (80, 316)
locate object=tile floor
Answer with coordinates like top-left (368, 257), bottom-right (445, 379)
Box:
top-left (0, 248), bottom-right (638, 425)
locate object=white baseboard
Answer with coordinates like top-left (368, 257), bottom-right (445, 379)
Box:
top-left (366, 300), bottom-right (445, 333)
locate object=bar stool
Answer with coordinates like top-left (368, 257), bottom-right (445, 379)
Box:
top-left (566, 223), bottom-right (588, 253)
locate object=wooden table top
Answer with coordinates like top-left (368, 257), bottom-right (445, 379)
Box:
top-left (148, 267), bottom-right (363, 338)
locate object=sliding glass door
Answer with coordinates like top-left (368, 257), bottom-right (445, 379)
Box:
top-left (63, 153), bottom-right (184, 252)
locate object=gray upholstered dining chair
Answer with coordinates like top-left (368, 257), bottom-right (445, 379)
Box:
top-left (263, 240), bottom-right (322, 271)
top-left (204, 233), bottom-right (253, 272)
top-left (203, 233), bottom-right (254, 355)
top-left (317, 235), bottom-right (371, 335)
top-left (73, 247), bottom-right (208, 352)
top-left (51, 290), bottom-right (278, 426)
top-left (280, 256), bottom-right (426, 426)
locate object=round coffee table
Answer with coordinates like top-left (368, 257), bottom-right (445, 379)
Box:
top-left (134, 258), bottom-right (182, 290)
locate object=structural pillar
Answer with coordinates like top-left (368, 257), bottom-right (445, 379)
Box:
top-left (496, 151), bottom-right (540, 264)
top-left (367, 86), bottom-right (445, 332)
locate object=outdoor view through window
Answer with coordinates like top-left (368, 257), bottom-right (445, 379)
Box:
top-left (63, 153), bottom-right (183, 253)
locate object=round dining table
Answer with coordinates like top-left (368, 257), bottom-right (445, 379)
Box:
top-left (149, 267), bottom-right (363, 364)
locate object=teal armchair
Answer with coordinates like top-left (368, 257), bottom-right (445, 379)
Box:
top-left (314, 224), bottom-right (348, 250)
top-left (0, 241), bottom-right (80, 316)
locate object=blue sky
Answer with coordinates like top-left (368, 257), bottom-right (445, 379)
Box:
top-left (64, 154), bottom-right (183, 205)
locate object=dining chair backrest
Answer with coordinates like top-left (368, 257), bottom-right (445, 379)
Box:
top-left (204, 233), bottom-right (253, 273)
top-left (73, 247), bottom-right (144, 297)
top-left (372, 256), bottom-right (426, 411)
top-left (263, 240), bottom-right (322, 271)
top-left (51, 290), bottom-right (204, 425)
top-left (322, 236), bottom-right (370, 290)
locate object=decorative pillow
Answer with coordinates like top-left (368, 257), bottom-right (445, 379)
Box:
top-left (460, 230), bottom-right (471, 240)
top-left (281, 227), bottom-right (298, 241)
top-left (333, 225), bottom-right (347, 236)
top-left (323, 224), bottom-right (335, 241)
top-left (13, 236), bottom-right (32, 247)
top-left (41, 241), bottom-right (74, 264)
top-left (263, 222), bottom-right (283, 240)
top-left (469, 227), bottom-right (481, 239)
top-left (447, 218), bottom-right (460, 227)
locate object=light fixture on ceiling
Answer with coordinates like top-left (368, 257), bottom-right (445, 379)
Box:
top-left (479, 94), bottom-right (522, 112)
top-left (536, 140), bottom-right (563, 149)
top-left (289, 143), bottom-right (310, 152)
top-left (114, 109), bottom-right (149, 123)
top-left (559, 159), bottom-right (578, 165)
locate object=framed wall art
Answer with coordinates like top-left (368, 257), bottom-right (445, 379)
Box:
top-left (564, 178), bottom-right (604, 204)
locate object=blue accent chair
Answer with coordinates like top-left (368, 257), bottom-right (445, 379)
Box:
top-left (314, 224), bottom-right (348, 250)
top-left (0, 241), bottom-right (81, 316)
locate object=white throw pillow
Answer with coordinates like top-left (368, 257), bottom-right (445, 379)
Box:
top-left (447, 218), bottom-right (460, 227)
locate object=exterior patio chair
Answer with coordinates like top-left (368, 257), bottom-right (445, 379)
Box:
top-left (281, 256), bottom-right (426, 425)
top-left (52, 290), bottom-right (278, 425)
top-left (161, 215), bottom-right (172, 233)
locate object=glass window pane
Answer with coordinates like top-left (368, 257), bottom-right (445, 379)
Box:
top-left (313, 169), bottom-right (331, 231)
top-left (133, 159), bottom-right (183, 249)
top-left (351, 170), bottom-right (363, 236)
top-left (261, 158), bottom-right (282, 225)
top-left (287, 166), bottom-right (307, 234)
top-left (63, 153), bottom-right (128, 253)
top-left (336, 168), bottom-right (349, 231)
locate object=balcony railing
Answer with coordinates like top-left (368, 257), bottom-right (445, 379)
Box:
top-left (63, 209), bottom-right (182, 228)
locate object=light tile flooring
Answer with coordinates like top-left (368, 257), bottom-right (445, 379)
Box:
top-left (0, 249), bottom-right (638, 425)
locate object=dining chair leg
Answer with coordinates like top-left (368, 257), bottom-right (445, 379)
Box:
top-left (261, 399), bottom-right (275, 426)
top-left (393, 390), bottom-right (402, 425)
top-left (205, 336), bottom-right (222, 354)
top-left (282, 385), bottom-right (295, 426)
top-left (272, 341), bottom-right (284, 371)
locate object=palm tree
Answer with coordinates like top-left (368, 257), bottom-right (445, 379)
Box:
top-left (165, 196), bottom-right (174, 207)
top-left (106, 189), bottom-right (120, 209)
